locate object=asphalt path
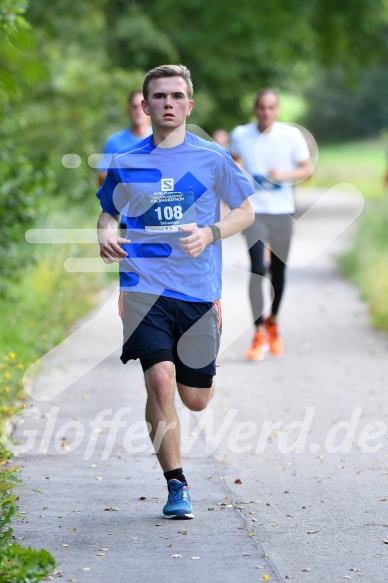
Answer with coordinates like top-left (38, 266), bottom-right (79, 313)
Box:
top-left (10, 186), bottom-right (388, 583)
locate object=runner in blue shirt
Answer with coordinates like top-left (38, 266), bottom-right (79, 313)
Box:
top-left (97, 64), bottom-right (254, 519)
top-left (97, 89), bottom-right (151, 187)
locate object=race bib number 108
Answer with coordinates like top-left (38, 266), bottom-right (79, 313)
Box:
top-left (143, 190), bottom-right (197, 233)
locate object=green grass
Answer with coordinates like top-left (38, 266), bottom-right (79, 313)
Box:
top-left (0, 466), bottom-right (57, 581)
top-left (312, 139), bottom-right (387, 200)
top-left (339, 198), bottom-right (388, 330)
top-left (310, 137), bottom-right (388, 330)
top-left (0, 201), bottom-right (114, 450)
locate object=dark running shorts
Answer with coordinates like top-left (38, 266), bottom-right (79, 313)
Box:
top-left (118, 292), bottom-right (222, 388)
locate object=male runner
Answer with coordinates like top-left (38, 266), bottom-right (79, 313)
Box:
top-left (230, 89), bottom-right (313, 361)
top-left (97, 64), bottom-right (254, 519)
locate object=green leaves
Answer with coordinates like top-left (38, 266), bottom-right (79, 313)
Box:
top-left (0, 467), bottom-right (56, 582)
top-left (0, 544), bottom-right (56, 583)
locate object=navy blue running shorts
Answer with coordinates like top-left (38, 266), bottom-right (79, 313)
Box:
top-left (118, 292), bottom-right (222, 388)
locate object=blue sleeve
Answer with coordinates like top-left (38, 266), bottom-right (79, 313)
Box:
top-left (216, 150), bottom-right (255, 208)
top-left (97, 167), bottom-right (120, 215)
top-left (97, 136), bottom-right (117, 171)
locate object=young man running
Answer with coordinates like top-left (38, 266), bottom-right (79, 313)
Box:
top-left (97, 64), bottom-right (254, 519)
top-left (230, 89), bottom-right (313, 361)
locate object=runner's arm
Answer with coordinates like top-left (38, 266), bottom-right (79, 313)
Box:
top-left (97, 211), bottom-right (130, 263)
top-left (179, 198), bottom-right (254, 258)
top-left (267, 158), bottom-right (313, 184)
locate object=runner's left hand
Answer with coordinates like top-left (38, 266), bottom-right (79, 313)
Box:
top-left (179, 225), bottom-right (212, 258)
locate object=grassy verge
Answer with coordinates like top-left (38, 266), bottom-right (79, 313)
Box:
top-left (338, 199), bottom-right (388, 330)
top-left (0, 197), bottom-right (114, 580)
top-left (313, 138), bottom-right (387, 200)
top-left (312, 138), bottom-right (388, 330)
top-left (0, 467), bottom-right (56, 582)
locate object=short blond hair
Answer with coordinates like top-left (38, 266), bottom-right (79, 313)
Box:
top-left (143, 64), bottom-right (193, 101)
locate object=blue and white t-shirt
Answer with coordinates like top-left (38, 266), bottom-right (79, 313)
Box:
top-left (97, 132), bottom-right (255, 301)
top-left (230, 121), bottom-right (310, 214)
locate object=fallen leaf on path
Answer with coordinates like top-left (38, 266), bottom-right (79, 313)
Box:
top-left (139, 496), bottom-right (147, 500)
top-left (261, 575), bottom-right (271, 581)
top-left (248, 532), bottom-right (256, 537)
top-left (234, 478), bottom-right (242, 484)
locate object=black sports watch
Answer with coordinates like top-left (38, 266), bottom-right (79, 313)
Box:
top-left (209, 224), bottom-right (221, 245)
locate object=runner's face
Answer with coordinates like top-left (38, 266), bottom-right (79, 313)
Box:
top-left (142, 76), bottom-right (193, 131)
top-left (127, 93), bottom-right (149, 127)
top-left (254, 93), bottom-right (279, 131)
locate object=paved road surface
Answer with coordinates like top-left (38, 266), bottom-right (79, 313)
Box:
top-left (10, 187), bottom-right (388, 582)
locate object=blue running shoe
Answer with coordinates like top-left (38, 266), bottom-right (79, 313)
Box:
top-left (163, 479), bottom-right (193, 519)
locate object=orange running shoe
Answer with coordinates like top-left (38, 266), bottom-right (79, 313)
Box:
top-left (245, 331), bottom-right (269, 361)
top-left (264, 318), bottom-right (283, 356)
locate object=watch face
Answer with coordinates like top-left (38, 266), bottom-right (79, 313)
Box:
top-left (211, 225), bottom-right (221, 243)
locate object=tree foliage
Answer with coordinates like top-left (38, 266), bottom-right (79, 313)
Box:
top-left (302, 62), bottom-right (388, 142)
top-left (25, 0), bottom-right (388, 129)
top-left (1, 0), bottom-right (387, 293)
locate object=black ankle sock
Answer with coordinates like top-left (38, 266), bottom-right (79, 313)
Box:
top-left (164, 468), bottom-right (187, 486)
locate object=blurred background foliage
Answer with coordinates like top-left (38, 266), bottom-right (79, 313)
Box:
top-left (1, 0), bottom-right (388, 317)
